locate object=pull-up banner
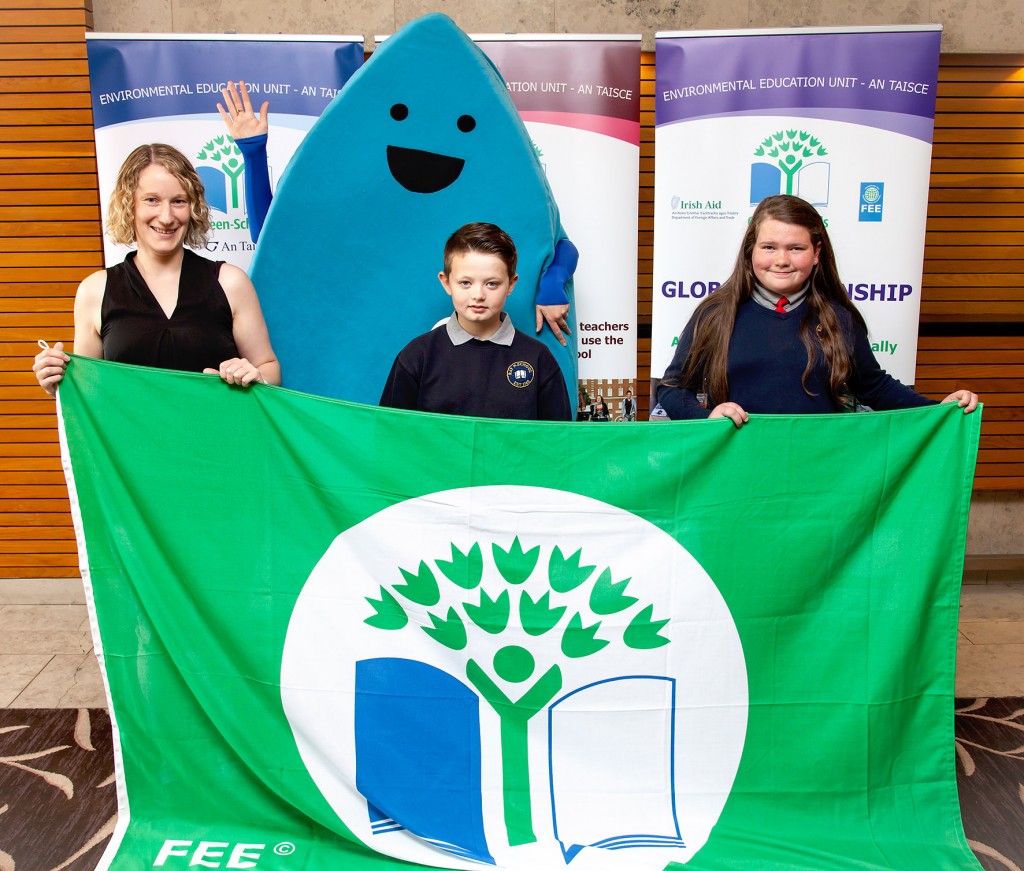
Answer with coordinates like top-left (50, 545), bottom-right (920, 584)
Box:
top-left (58, 356), bottom-right (980, 870)
top-left (477, 36), bottom-right (641, 385)
top-left (85, 34), bottom-right (364, 271)
top-left (652, 26), bottom-right (942, 390)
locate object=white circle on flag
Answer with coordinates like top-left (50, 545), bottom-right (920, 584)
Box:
top-left (282, 485), bottom-right (747, 870)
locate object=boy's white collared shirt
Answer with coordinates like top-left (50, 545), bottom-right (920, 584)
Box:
top-left (445, 312), bottom-right (516, 346)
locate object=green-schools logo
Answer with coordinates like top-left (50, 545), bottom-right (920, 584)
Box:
top-left (194, 136), bottom-right (246, 216)
top-left (282, 486), bottom-right (747, 870)
top-left (750, 129), bottom-right (830, 205)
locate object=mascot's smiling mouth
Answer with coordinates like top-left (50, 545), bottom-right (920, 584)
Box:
top-left (386, 145), bottom-right (465, 193)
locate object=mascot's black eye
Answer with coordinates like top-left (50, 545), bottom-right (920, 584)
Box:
top-left (390, 103), bottom-right (409, 121)
top-left (457, 114), bottom-right (476, 133)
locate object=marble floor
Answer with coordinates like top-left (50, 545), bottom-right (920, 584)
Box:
top-left (1, 574), bottom-right (1023, 706)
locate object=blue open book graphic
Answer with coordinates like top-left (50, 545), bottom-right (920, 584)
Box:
top-left (355, 657), bottom-right (495, 865)
top-left (548, 676), bottom-right (685, 862)
top-left (796, 162), bottom-right (830, 205)
top-left (750, 160), bottom-right (830, 205)
top-left (196, 166), bottom-right (229, 214)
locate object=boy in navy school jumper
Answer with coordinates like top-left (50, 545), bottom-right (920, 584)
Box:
top-left (379, 223), bottom-right (572, 421)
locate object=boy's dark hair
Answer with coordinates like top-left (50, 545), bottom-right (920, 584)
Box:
top-left (443, 222), bottom-right (518, 279)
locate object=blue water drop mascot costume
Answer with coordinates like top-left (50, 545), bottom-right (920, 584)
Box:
top-left (244, 13), bottom-right (579, 410)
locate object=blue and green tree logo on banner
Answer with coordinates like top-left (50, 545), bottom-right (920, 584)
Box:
top-left (195, 136), bottom-right (246, 215)
top-left (750, 129), bottom-right (831, 205)
top-left (281, 486), bottom-right (749, 869)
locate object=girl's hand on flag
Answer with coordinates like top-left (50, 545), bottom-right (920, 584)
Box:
top-left (709, 402), bottom-right (748, 428)
top-left (941, 390), bottom-right (979, 413)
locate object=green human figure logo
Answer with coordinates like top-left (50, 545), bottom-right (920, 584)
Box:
top-left (754, 130), bottom-right (829, 196)
top-left (196, 135), bottom-right (245, 209)
top-left (364, 535), bottom-right (671, 847)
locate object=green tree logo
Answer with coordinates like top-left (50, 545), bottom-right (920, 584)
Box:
top-left (364, 535), bottom-right (670, 847)
top-left (196, 136), bottom-right (245, 209)
top-left (754, 130), bottom-right (828, 196)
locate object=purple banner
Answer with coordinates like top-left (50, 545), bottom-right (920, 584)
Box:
top-left (651, 26), bottom-right (941, 386)
top-left (656, 29), bottom-right (941, 139)
top-left (87, 37), bottom-right (363, 129)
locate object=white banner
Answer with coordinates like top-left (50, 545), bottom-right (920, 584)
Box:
top-left (85, 34), bottom-right (364, 272)
top-left (652, 26), bottom-right (942, 387)
top-left (477, 36), bottom-right (641, 383)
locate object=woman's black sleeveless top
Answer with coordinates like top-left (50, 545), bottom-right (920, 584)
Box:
top-left (100, 250), bottom-right (238, 371)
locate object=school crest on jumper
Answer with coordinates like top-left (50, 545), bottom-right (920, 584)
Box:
top-left (281, 485), bottom-right (748, 869)
top-left (507, 361), bottom-right (535, 388)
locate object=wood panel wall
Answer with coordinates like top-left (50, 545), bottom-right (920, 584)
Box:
top-left (918, 54), bottom-right (1024, 490)
top-left (0, 0), bottom-right (97, 577)
top-left (0, 38), bottom-right (1019, 577)
top-left (637, 53), bottom-right (654, 418)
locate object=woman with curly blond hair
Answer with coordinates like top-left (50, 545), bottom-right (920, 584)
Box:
top-left (33, 143), bottom-right (279, 394)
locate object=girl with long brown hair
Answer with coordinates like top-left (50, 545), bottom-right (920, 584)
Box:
top-left (656, 195), bottom-right (977, 427)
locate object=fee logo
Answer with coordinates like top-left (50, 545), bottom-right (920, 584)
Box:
top-left (750, 129), bottom-right (830, 206)
top-left (282, 486), bottom-right (748, 870)
top-left (859, 183), bottom-right (884, 222)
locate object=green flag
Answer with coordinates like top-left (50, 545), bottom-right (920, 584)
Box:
top-left (57, 356), bottom-right (982, 871)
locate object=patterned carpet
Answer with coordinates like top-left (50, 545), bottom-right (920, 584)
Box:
top-left (1, 700), bottom-right (1022, 870)
top-left (956, 698), bottom-right (1024, 871)
top-left (0, 709), bottom-right (116, 871)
